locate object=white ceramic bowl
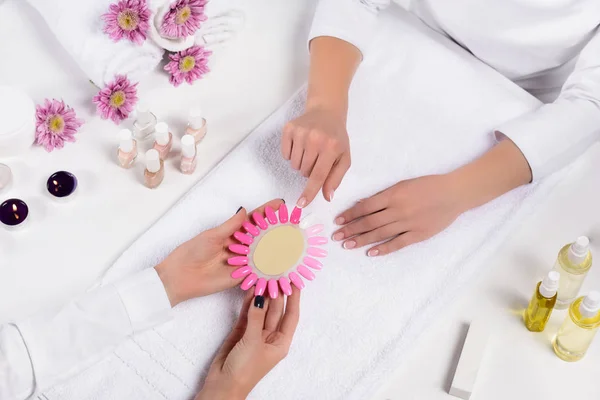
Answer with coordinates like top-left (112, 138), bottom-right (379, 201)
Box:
top-left (0, 86), bottom-right (36, 157)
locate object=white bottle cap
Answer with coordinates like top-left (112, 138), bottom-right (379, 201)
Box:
top-left (145, 149), bottom-right (161, 173)
top-left (136, 101), bottom-right (153, 124)
top-left (118, 129), bottom-right (134, 152)
top-left (155, 122), bottom-right (170, 145)
top-left (580, 291), bottom-right (600, 318)
top-left (188, 108), bottom-right (205, 129)
top-left (181, 134), bottom-right (196, 158)
top-left (539, 271), bottom-right (560, 298)
top-left (568, 236), bottom-right (590, 264)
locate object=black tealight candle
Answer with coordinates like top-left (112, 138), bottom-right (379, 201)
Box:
top-left (46, 171), bottom-right (78, 199)
top-left (0, 198), bottom-right (28, 227)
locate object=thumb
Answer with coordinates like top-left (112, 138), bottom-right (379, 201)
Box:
top-left (216, 206), bottom-right (247, 237)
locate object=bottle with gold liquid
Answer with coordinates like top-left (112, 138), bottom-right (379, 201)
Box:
top-left (524, 271), bottom-right (559, 332)
top-left (553, 291), bottom-right (600, 362)
top-left (552, 236), bottom-right (592, 309)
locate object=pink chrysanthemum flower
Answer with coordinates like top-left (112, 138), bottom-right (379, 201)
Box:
top-left (34, 99), bottom-right (84, 152)
top-left (164, 45), bottom-right (212, 86)
top-left (160, 0), bottom-right (208, 38)
top-left (102, 0), bottom-right (151, 45)
top-left (92, 75), bottom-right (138, 124)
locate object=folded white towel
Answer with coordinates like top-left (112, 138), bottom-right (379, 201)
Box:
top-left (41, 8), bottom-right (567, 400)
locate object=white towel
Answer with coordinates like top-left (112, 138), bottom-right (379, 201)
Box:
top-left (41, 9), bottom-right (566, 400)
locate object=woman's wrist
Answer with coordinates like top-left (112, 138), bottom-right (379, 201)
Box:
top-left (196, 383), bottom-right (248, 400)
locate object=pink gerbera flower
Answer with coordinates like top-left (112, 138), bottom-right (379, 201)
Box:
top-left (164, 45), bottom-right (212, 86)
top-left (92, 75), bottom-right (138, 124)
top-left (34, 99), bottom-right (84, 152)
top-left (102, 0), bottom-right (151, 45)
top-left (160, 0), bottom-right (208, 38)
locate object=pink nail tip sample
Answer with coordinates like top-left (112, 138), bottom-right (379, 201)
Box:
top-left (289, 272), bottom-right (305, 290)
top-left (228, 244), bottom-right (249, 255)
top-left (265, 206), bottom-right (278, 225)
top-left (231, 266), bottom-right (252, 279)
top-left (278, 204), bottom-right (289, 223)
top-left (255, 278), bottom-right (267, 296)
top-left (278, 277), bottom-right (293, 296)
top-left (308, 236), bottom-right (328, 245)
top-left (241, 273), bottom-right (258, 290)
top-left (306, 224), bottom-right (324, 236)
top-left (227, 256), bottom-right (248, 266)
top-left (303, 257), bottom-right (323, 270)
top-left (234, 231), bottom-right (254, 245)
top-left (290, 206), bottom-right (302, 224)
top-left (268, 279), bottom-right (279, 299)
top-left (307, 247), bottom-right (328, 258)
top-left (242, 221), bottom-right (260, 236)
top-left (252, 212), bottom-right (268, 230)
top-left (297, 265), bottom-right (315, 280)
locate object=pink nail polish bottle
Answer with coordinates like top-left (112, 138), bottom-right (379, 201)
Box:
top-left (144, 149), bottom-right (164, 189)
top-left (180, 134), bottom-right (197, 174)
top-left (117, 129), bottom-right (137, 169)
top-left (186, 107), bottom-right (207, 144)
top-left (132, 101), bottom-right (157, 140)
top-left (153, 122), bottom-right (173, 160)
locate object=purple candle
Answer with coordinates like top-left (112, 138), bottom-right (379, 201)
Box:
top-left (0, 198), bottom-right (28, 227)
top-left (47, 171), bottom-right (78, 198)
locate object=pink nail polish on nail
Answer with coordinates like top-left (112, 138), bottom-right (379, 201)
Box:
top-left (297, 197), bottom-right (307, 208)
top-left (297, 265), bottom-right (315, 280)
top-left (252, 212), bottom-right (268, 230)
top-left (343, 240), bottom-right (356, 249)
top-left (231, 266), bottom-right (252, 279)
top-left (306, 224), bottom-right (324, 236)
top-left (228, 244), bottom-right (249, 255)
top-left (254, 278), bottom-right (267, 296)
top-left (279, 277), bottom-right (292, 296)
top-left (268, 279), bottom-right (279, 299)
top-left (241, 273), bottom-right (258, 290)
top-left (290, 207), bottom-right (302, 224)
top-left (227, 256), bottom-right (248, 266)
top-left (289, 272), bottom-right (305, 290)
top-left (332, 232), bottom-right (344, 241)
top-left (234, 231), bottom-right (254, 245)
top-left (308, 236), bottom-right (328, 245)
top-left (265, 206), bottom-right (278, 225)
top-left (279, 204), bottom-right (289, 223)
top-left (242, 221), bottom-right (260, 236)
top-left (335, 217), bottom-right (345, 225)
top-left (307, 247), bottom-right (328, 257)
top-left (368, 249), bottom-right (380, 257)
top-left (303, 257), bottom-right (323, 270)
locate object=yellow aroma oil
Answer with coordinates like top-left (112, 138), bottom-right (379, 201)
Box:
top-left (552, 236), bottom-right (592, 309)
top-left (524, 271), bottom-right (559, 332)
top-left (554, 292), bottom-right (600, 362)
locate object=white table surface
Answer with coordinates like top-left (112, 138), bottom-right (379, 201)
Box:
top-left (1, 1), bottom-right (599, 400)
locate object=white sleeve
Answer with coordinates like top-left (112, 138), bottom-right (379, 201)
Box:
top-left (496, 30), bottom-right (600, 180)
top-left (308, 0), bottom-right (391, 57)
top-left (0, 268), bottom-right (172, 400)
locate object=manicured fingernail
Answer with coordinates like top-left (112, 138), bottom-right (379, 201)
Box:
top-left (297, 197), bottom-right (307, 208)
top-left (368, 249), bottom-right (380, 257)
top-left (228, 244), bottom-right (249, 255)
top-left (255, 278), bottom-right (267, 296)
top-left (332, 232), bottom-right (344, 241)
top-left (234, 231), bottom-right (254, 245)
top-left (335, 217), bottom-right (345, 225)
top-left (343, 240), bottom-right (356, 249)
top-left (328, 190), bottom-right (335, 201)
top-left (227, 256), bottom-right (248, 266)
top-left (254, 295), bottom-right (265, 309)
top-left (236, 206), bottom-right (243, 214)
top-left (281, 198), bottom-right (286, 204)
top-left (268, 279), bottom-right (279, 299)
top-left (290, 206), bottom-right (302, 224)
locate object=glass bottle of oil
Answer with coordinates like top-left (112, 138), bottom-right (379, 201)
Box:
top-left (552, 236), bottom-right (592, 309)
top-left (524, 271), bottom-right (559, 332)
top-left (553, 292), bottom-right (600, 362)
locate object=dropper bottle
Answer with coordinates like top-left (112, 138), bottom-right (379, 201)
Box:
top-left (554, 291), bottom-right (600, 362)
top-left (552, 236), bottom-right (592, 309)
top-left (524, 271), bottom-right (559, 332)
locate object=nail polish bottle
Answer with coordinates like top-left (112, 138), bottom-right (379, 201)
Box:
top-left (133, 102), bottom-right (157, 140)
top-left (180, 134), bottom-right (197, 174)
top-left (153, 122), bottom-right (173, 160)
top-left (186, 107), bottom-right (207, 144)
top-left (117, 129), bottom-right (138, 168)
top-left (144, 149), bottom-right (164, 189)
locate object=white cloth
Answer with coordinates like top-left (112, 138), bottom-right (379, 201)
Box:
top-left (309, 0), bottom-right (600, 180)
top-left (0, 269), bottom-right (172, 400)
top-left (40, 10), bottom-right (568, 400)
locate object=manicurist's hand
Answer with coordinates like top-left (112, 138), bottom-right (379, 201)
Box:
top-left (196, 288), bottom-right (301, 400)
top-left (155, 199), bottom-right (284, 307)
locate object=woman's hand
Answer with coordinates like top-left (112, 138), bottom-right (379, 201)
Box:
top-left (155, 199), bottom-right (284, 307)
top-left (196, 289), bottom-right (301, 400)
top-left (282, 107), bottom-right (351, 208)
top-left (332, 175), bottom-right (464, 256)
